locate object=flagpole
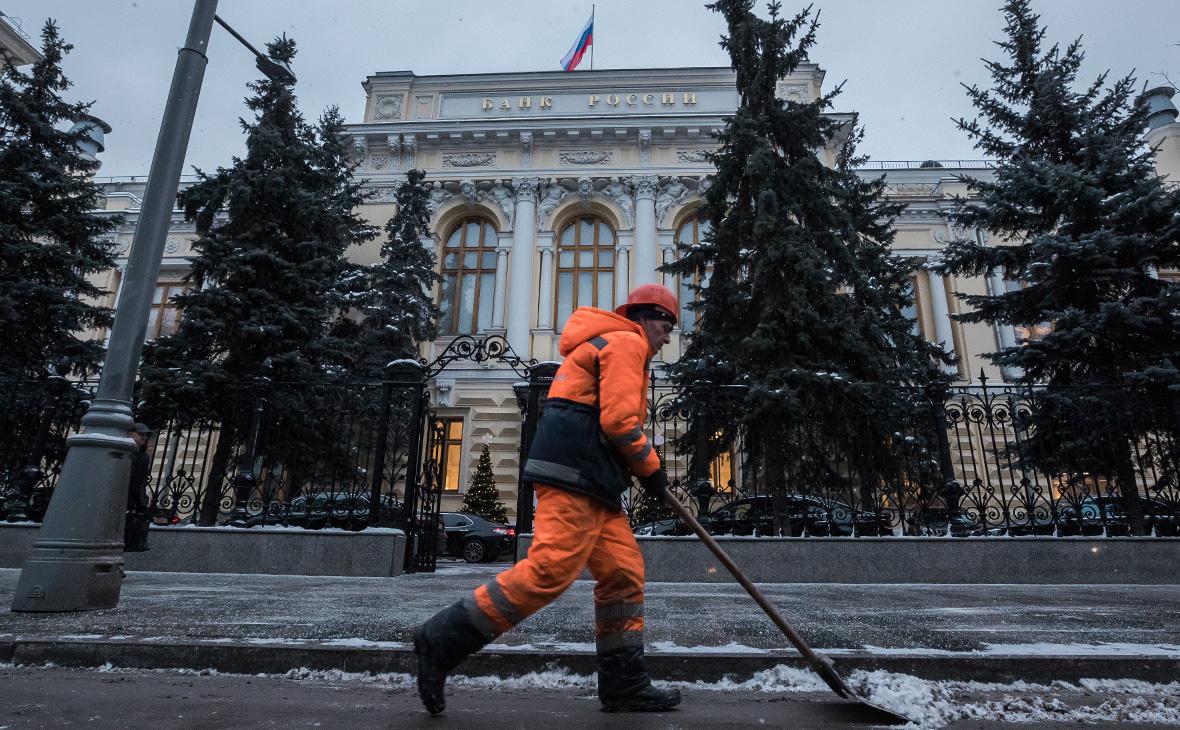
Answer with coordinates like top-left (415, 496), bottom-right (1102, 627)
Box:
top-left (590, 4), bottom-right (595, 70)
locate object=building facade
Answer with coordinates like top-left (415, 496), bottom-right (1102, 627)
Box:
top-left (87, 66), bottom-right (1180, 517)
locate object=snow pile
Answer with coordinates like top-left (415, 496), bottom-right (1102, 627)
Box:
top-left (662, 664), bottom-right (826, 693)
top-left (283, 667), bottom-right (414, 688)
top-left (1076, 678), bottom-right (1180, 694)
top-left (849, 670), bottom-right (957, 727)
top-left (849, 669), bottom-right (1180, 729)
top-left (649, 640), bottom-right (771, 655)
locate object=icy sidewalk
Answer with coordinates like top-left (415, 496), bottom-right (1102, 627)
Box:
top-left (4, 661), bottom-right (1180, 728)
top-left (1, 563), bottom-right (1179, 684)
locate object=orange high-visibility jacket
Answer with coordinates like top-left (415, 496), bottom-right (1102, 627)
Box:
top-left (522, 307), bottom-right (662, 508)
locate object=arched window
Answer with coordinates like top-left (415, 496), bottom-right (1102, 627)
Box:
top-left (555, 215), bottom-right (616, 330)
top-left (439, 218), bottom-right (498, 335)
top-left (675, 215), bottom-right (712, 329)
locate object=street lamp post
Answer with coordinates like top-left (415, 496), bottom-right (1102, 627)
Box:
top-left (12, 0), bottom-right (293, 612)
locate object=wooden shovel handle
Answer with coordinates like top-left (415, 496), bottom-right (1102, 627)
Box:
top-left (661, 494), bottom-right (829, 669)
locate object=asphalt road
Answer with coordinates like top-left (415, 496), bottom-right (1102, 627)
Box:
top-left (1, 664), bottom-right (1177, 729)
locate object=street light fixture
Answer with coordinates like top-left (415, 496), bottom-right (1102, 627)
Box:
top-left (12, 0), bottom-right (294, 612)
top-left (213, 15), bottom-right (296, 84)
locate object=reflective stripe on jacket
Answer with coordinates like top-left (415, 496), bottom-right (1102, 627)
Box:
top-left (523, 307), bottom-right (661, 508)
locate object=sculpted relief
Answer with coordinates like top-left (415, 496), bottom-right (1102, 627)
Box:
top-left (373, 94), bottom-right (404, 120)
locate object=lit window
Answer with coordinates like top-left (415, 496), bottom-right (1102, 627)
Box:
top-left (711, 449), bottom-right (733, 493)
top-left (675, 215), bottom-right (712, 329)
top-left (555, 216), bottom-right (616, 330)
top-left (146, 281), bottom-right (191, 340)
top-left (440, 218), bottom-right (498, 335)
top-left (1002, 274), bottom-right (1053, 343)
top-left (437, 417), bottom-right (464, 492)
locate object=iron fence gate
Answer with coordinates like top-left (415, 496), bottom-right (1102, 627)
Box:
top-left (0, 336), bottom-right (537, 573)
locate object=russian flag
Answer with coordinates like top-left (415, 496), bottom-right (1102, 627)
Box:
top-left (560, 12), bottom-right (593, 72)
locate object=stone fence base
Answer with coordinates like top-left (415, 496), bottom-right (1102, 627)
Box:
top-left (516, 534), bottom-right (1180, 584)
top-left (0, 523), bottom-right (406, 578)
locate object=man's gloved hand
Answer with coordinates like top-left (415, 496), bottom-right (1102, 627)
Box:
top-left (638, 469), bottom-right (669, 500)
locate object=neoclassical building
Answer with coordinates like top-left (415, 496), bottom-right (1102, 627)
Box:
top-left (87, 67), bottom-right (1180, 516)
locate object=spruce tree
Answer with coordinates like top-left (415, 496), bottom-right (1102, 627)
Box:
top-left (665, 1), bottom-right (951, 533)
top-left (461, 445), bottom-right (507, 523)
top-left (340, 167), bottom-right (439, 376)
top-left (139, 37), bottom-right (376, 523)
top-left (937, 0), bottom-right (1180, 534)
top-left (0, 21), bottom-right (118, 378)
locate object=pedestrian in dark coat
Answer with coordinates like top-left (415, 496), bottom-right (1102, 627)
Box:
top-left (123, 422), bottom-right (153, 552)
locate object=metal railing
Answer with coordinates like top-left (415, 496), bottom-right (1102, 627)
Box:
top-left (4, 374), bottom-right (1178, 539)
top-left (625, 377), bottom-right (1180, 538)
top-left (855, 160), bottom-right (997, 170)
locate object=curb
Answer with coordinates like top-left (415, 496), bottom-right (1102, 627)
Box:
top-left (4, 634), bottom-right (1180, 683)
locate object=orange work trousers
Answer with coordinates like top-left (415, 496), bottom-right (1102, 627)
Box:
top-left (461, 484), bottom-right (645, 654)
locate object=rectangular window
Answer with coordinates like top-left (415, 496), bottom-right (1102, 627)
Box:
top-left (1002, 276), bottom-right (1053, 343)
top-left (146, 281), bottom-right (191, 341)
top-left (711, 450), bottom-right (733, 493)
top-left (436, 417), bottom-right (464, 492)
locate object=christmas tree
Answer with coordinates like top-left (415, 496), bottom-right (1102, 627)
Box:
top-left (461, 445), bottom-right (508, 523)
top-left (139, 36), bottom-right (376, 523)
top-left (0, 20), bottom-right (119, 378)
top-left (937, 0), bottom-right (1180, 534)
top-left (664, 1), bottom-right (950, 532)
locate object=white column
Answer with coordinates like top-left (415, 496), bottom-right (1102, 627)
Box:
top-left (615, 244), bottom-right (632, 305)
top-left (536, 244), bottom-right (555, 329)
top-left (925, 260), bottom-right (957, 374)
top-left (507, 177), bottom-right (539, 354)
top-left (986, 269), bottom-right (1018, 352)
top-left (629, 175), bottom-right (659, 286)
top-left (491, 246), bottom-right (510, 330)
top-left (986, 269), bottom-right (1021, 380)
top-left (660, 245), bottom-right (676, 290)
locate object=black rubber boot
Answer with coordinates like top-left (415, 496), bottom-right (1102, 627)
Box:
top-left (597, 646), bottom-right (682, 713)
top-left (413, 601), bottom-right (493, 715)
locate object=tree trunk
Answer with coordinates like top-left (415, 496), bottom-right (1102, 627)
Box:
top-left (198, 420), bottom-right (237, 526)
top-left (1113, 442), bottom-right (1147, 536)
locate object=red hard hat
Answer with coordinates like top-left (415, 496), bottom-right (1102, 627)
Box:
top-left (615, 283), bottom-right (678, 325)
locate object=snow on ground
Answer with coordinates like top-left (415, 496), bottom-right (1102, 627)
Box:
top-left (847, 670), bottom-right (1180, 728)
top-left (49, 661), bottom-right (1180, 728)
top-left (857, 641), bottom-right (1180, 657)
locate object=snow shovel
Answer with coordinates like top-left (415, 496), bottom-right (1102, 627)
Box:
top-left (662, 496), bottom-right (913, 725)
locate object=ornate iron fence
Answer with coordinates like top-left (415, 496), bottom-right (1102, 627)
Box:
top-left (0, 377), bottom-right (97, 522)
top-left (6, 368), bottom-right (1180, 542)
top-left (624, 376), bottom-right (1180, 538)
top-left (0, 336), bottom-right (536, 572)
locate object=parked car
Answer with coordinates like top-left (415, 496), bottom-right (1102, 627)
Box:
top-left (262, 492), bottom-right (447, 551)
top-left (633, 518), bottom-right (680, 536)
top-left (911, 508), bottom-right (988, 537)
top-left (641, 495), bottom-right (888, 537)
top-left (1056, 495), bottom-right (1178, 536)
top-left (441, 512), bottom-right (517, 562)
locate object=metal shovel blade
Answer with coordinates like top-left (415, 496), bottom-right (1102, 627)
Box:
top-left (662, 495), bottom-right (914, 725)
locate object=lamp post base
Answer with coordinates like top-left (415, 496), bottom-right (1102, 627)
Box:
top-left (11, 398), bottom-right (135, 613)
top-left (11, 549), bottom-right (124, 612)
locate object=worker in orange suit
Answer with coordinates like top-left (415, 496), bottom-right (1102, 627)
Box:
top-left (414, 284), bottom-right (681, 715)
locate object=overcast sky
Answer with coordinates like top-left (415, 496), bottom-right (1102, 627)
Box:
top-left (4, 0), bottom-right (1178, 177)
